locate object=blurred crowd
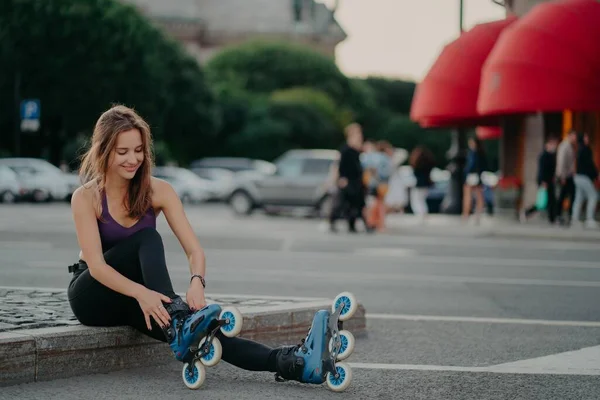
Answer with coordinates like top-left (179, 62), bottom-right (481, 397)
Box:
top-left (520, 130), bottom-right (599, 229)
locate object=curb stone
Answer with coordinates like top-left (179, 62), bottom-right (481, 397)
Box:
top-left (0, 297), bottom-right (366, 387)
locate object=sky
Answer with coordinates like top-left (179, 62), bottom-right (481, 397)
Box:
top-left (318, 0), bottom-right (506, 82)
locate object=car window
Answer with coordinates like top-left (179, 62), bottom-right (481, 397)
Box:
top-left (302, 158), bottom-right (333, 176)
top-left (276, 158), bottom-right (304, 177)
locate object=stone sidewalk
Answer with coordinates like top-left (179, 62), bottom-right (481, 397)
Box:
top-left (0, 288), bottom-right (366, 387)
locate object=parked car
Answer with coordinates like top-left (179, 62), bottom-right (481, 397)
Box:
top-left (227, 149), bottom-right (339, 216)
top-left (152, 166), bottom-right (214, 204)
top-left (190, 157), bottom-right (276, 175)
top-left (189, 167), bottom-right (236, 201)
top-left (0, 158), bottom-right (70, 202)
top-left (0, 165), bottom-right (23, 203)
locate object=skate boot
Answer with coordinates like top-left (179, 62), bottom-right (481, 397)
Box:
top-left (162, 298), bottom-right (245, 390)
top-left (161, 297), bottom-right (217, 362)
top-left (274, 292), bottom-right (358, 392)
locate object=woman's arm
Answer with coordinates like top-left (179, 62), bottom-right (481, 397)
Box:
top-left (71, 186), bottom-right (146, 298)
top-left (153, 178), bottom-right (207, 310)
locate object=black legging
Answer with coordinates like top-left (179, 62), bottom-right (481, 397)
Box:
top-left (67, 228), bottom-right (278, 372)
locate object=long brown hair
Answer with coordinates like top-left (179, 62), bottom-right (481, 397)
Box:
top-left (409, 146), bottom-right (435, 170)
top-left (79, 105), bottom-right (154, 219)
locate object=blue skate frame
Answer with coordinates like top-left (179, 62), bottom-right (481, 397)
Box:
top-left (296, 301), bottom-right (345, 384)
top-left (180, 304), bottom-right (223, 364)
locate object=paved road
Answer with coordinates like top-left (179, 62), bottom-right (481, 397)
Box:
top-left (1, 203), bottom-right (599, 399)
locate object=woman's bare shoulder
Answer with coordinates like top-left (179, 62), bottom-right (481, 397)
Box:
top-left (71, 181), bottom-right (101, 213)
top-left (150, 176), bottom-right (177, 209)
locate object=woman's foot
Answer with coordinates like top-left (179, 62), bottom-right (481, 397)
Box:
top-left (162, 297), bottom-right (219, 361)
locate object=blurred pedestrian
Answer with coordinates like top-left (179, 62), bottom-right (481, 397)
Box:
top-left (556, 130), bottom-right (577, 225)
top-left (520, 136), bottom-right (559, 224)
top-left (572, 133), bottom-right (598, 228)
top-left (409, 146), bottom-right (436, 222)
top-left (462, 137), bottom-right (488, 224)
top-left (329, 123), bottom-right (373, 233)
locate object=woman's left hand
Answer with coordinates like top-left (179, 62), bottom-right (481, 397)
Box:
top-left (186, 279), bottom-right (207, 311)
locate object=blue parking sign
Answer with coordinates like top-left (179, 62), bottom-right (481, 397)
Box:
top-left (20, 99), bottom-right (41, 132)
top-left (21, 99), bottom-right (41, 120)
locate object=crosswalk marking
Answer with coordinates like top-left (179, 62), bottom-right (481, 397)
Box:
top-left (367, 313), bottom-right (600, 327)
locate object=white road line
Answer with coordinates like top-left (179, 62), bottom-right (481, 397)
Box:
top-left (352, 250), bottom-right (600, 270)
top-left (348, 362), bottom-right (600, 376)
top-left (204, 248), bottom-right (600, 270)
top-left (354, 248), bottom-right (418, 257)
top-left (367, 313), bottom-right (600, 327)
top-left (492, 345), bottom-right (600, 371)
top-left (351, 345), bottom-right (600, 376)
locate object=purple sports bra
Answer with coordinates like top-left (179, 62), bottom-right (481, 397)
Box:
top-left (97, 192), bottom-right (156, 251)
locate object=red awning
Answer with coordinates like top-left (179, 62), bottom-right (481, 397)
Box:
top-left (478, 0), bottom-right (600, 115)
top-left (476, 126), bottom-right (502, 140)
top-left (410, 17), bottom-right (517, 128)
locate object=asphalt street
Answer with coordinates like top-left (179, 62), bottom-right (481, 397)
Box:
top-left (1, 203), bottom-right (599, 399)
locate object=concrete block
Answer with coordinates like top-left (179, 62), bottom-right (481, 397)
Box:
top-left (0, 332), bottom-right (36, 386)
top-left (17, 326), bottom-right (172, 382)
top-left (0, 300), bottom-right (368, 386)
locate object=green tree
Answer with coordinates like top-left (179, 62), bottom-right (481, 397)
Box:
top-left (205, 41), bottom-right (356, 111)
top-left (0, 0), bottom-right (217, 164)
top-left (364, 76), bottom-right (417, 115)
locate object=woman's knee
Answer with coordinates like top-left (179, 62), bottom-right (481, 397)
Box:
top-left (133, 227), bottom-right (162, 244)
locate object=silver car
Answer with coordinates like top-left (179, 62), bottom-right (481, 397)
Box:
top-left (0, 158), bottom-right (70, 202)
top-left (0, 165), bottom-right (22, 203)
top-left (152, 166), bottom-right (214, 204)
top-left (227, 149), bottom-right (339, 216)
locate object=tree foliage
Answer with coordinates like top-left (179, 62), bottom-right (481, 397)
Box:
top-left (0, 0), bottom-right (218, 164)
top-left (205, 41), bottom-right (353, 105)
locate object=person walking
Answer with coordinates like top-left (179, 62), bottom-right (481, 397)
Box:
top-left (556, 130), bottom-right (578, 225)
top-left (520, 136), bottom-right (559, 224)
top-left (571, 133), bottom-right (599, 228)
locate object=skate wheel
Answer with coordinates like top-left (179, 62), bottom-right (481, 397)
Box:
top-left (199, 336), bottom-right (222, 367)
top-left (182, 360), bottom-right (206, 390)
top-left (332, 292), bottom-right (358, 321)
top-left (219, 306), bottom-right (243, 338)
top-left (329, 330), bottom-right (355, 361)
top-left (326, 362), bottom-right (352, 392)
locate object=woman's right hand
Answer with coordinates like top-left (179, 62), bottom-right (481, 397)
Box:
top-left (135, 288), bottom-right (172, 330)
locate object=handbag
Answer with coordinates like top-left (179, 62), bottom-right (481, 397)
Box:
top-left (535, 187), bottom-right (548, 210)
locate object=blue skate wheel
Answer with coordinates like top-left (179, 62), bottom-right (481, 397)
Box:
top-left (326, 362), bottom-right (352, 392)
top-left (200, 337), bottom-right (222, 367)
top-left (332, 292), bottom-right (358, 321)
top-left (182, 360), bottom-right (206, 390)
top-left (219, 307), bottom-right (243, 337)
top-left (329, 330), bottom-right (355, 361)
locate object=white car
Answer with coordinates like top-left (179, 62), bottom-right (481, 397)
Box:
top-left (0, 158), bottom-right (70, 202)
top-left (189, 167), bottom-right (236, 201)
top-left (152, 166), bottom-right (214, 204)
top-left (0, 165), bottom-right (23, 203)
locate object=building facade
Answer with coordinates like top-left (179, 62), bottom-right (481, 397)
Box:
top-left (124, 0), bottom-right (346, 64)
top-left (497, 0), bottom-right (600, 209)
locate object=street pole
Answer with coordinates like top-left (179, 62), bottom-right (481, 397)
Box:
top-left (459, 0), bottom-right (464, 33)
top-left (14, 70), bottom-right (21, 157)
top-left (441, 0), bottom-right (468, 214)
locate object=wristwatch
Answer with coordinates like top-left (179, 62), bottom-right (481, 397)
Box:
top-left (190, 274), bottom-right (206, 288)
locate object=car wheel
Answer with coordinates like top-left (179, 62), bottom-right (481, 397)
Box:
top-left (230, 191), bottom-right (254, 215)
top-left (33, 190), bottom-right (49, 203)
top-left (1, 191), bottom-right (16, 204)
